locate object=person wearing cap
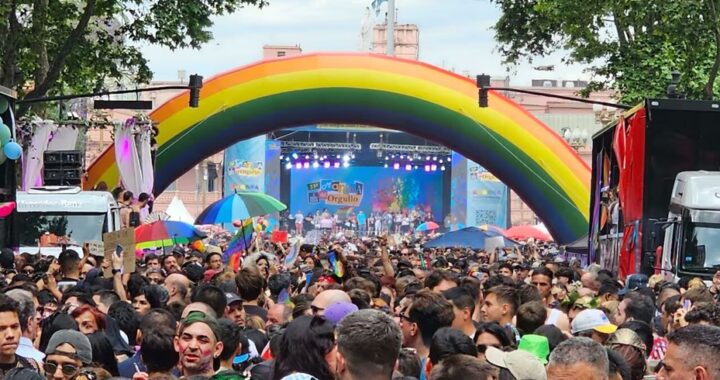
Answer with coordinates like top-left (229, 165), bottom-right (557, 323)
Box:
top-left (571, 309), bottom-right (617, 344)
top-left (44, 330), bottom-right (93, 380)
top-left (323, 302), bottom-right (359, 326)
top-left (518, 334), bottom-right (550, 365)
top-left (174, 311), bottom-right (224, 378)
top-left (224, 293), bottom-right (245, 327)
top-left (606, 328), bottom-right (646, 380)
top-left (485, 346), bottom-right (547, 380)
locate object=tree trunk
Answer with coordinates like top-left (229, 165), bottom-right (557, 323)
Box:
top-left (31, 0), bottom-right (50, 85)
top-left (0, 1), bottom-right (20, 89)
top-left (704, 0), bottom-right (720, 99)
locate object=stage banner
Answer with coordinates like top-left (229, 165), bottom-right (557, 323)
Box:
top-left (466, 160), bottom-right (509, 228)
top-left (449, 152), bottom-right (468, 231)
top-left (264, 139), bottom-right (281, 200)
top-left (223, 135), bottom-right (266, 195)
top-left (290, 166), bottom-right (444, 221)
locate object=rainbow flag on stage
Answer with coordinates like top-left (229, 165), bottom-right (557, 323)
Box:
top-left (224, 218), bottom-right (254, 262)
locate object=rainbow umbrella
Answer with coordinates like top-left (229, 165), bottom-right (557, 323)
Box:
top-left (135, 220), bottom-right (206, 248)
top-left (195, 192), bottom-right (287, 225)
top-left (416, 221), bottom-right (440, 232)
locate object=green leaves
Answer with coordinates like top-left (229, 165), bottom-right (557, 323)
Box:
top-left (491, 0), bottom-right (720, 103)
top-left (0, 0), bottom-right (267, 114)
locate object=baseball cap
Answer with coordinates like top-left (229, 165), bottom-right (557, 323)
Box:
top-left (324, 302), bottom-right (358, 325)
top-left (619, 274), bottom-right (648, 296)
top-left (517, 334), bottom-right (550, 364)
top-left (46, 329), bottom-right (93, 364)
top-left (570, 309), bottom-right (617, 335)
top-left (485, 346), bottom-right (547, 380)
top-left (225, 292), bottom-right (242, 305)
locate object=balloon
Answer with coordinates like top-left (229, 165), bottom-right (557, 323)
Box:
top-left (0, 202), bottom-right (15, 218)
top-left (0, 97), bottom-right (7, 114)
top-left (3, 140), bottom-right (21, 160)
top-left (0, 123), bottom-right (11, 145)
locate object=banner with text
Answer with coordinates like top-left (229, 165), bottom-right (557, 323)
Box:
top-left (290, 166), bottom-right (444, 220)
top-left (466, 160), bottom-right (508, 228)
top-left (224, 135), bottom-right (266, 195)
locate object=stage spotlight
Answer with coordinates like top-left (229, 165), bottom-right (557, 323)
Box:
top-left (432, 156), bottom-right (437, 161)
top-left (405, 164), bottom-right (412, 171)
top-left (280, 154), bottom-right (285, 160)
top-left (285, 162), bottom-right (292, 170)
top-left (409, 157), bottom-right (414, 162)
top-left (400, 155), bottom-right (405, 159)
top-left (334, 162), bottom-right (340, 168)
top-left (393, 163), bottom-right (400, 170)
top-left (385, 156), bottom-right (389, 160)
top-left (305, 155), bottom-right (310, 160)
top-left (312, 161), bottom-right (319, 168)
top-left (440, 165), bottom-right (446, 171)
top-left (342, 154), bottom-right (350, 162)
top-left (351, 153), bottom-right (356, 159)
top-left (424, 165), bottom-right (430, 172)
top-left (303, 162), bottom-right (310, 169)
top-left (384, 163), bottom-right (389, 168)
top-left (439, 159), bottom-right (444, 163)
top-left (342, 161), bottom-right (350, 168)
top-left (431, 164), bottom-right (437, 171)
top-left (336, 154), bottom-right (341, 159)
top-left (324, 161), bottom-right (331, 168)
top-left (292, 153), bottom-right (298, 159)
top-left (447, 156), bottom-right (452, 162)
top-left (295, 162), bottom-right (302, 169)
top-left (314, 153), bottom-right (319, 159)
top-left (414, 165), bottom-right (419, 170)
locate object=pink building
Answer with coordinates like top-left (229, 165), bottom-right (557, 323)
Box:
top-left (372, 24), bottom-right (420, 60)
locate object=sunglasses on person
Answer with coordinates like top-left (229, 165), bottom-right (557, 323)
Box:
top-left (43, 361), bottom-right (80, 377)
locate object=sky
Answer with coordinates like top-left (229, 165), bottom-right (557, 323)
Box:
top-left (139, 0), bottom-right (588, 85)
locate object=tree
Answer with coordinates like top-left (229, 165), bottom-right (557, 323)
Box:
top-left (0, 0), bottom-right (267, 115)
top-left (491, 0), bottom-right (720, 104)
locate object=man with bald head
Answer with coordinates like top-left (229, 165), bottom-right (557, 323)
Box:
top-left (311, 289), bottom-right (351, 316)
top-left (165, 273), bottom-right (190, 304)
top-left (181, 302), bottom-right (217, 319)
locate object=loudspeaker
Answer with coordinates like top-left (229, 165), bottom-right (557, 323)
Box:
top-left (43, 168), bottom-right (82, 186)
top-left (44, 150), bottom-right (82, 167)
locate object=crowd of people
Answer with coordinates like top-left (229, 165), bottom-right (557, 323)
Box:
top-left (0, 225), bottom-right (719, 380)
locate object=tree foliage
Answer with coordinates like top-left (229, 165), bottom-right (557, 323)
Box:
top-left (0, 0), bottom-right (267, 112)
top-left (491, 0), bottom-right (720, 104)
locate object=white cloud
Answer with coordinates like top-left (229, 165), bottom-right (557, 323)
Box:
top-left (139, 0), bottom-right (589, 84)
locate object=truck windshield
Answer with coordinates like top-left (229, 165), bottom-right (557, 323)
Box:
top-left (682, 221), bottom-right (720, 270)
top-left (16, 213), bottom-right (107, 246)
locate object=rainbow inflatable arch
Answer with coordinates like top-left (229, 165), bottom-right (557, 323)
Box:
top-left (86, 53), bottom-right (591, 243)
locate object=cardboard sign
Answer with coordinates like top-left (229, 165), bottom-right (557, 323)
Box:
top-left (485, 236), bottom-right (505, 255)
top-left (86, 240), bottom-right (104, 257)
top-left (102, 228), bottom-right (136, 277)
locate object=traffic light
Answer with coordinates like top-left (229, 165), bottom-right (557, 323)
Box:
top-left (189, 74), bottom-right (203, 108)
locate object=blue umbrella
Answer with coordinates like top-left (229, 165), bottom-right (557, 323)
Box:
top-left (195, 192), bottom-right (287, 224)
top-left (423, 226), bottom-right (517, 249)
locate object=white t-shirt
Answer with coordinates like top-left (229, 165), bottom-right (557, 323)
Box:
top-left (294, 213), bottom-right (304, 224)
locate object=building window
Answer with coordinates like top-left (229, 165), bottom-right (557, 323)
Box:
top-left (277, 51), bottom-right (286, 57)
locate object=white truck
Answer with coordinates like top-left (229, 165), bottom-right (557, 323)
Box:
top-left (660, 171), bottom-right (720, 279)
top-left (15, 186), bottom-right (122, 257)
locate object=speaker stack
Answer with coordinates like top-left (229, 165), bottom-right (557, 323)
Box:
top-left (43, 150), bottom-right (82, 186)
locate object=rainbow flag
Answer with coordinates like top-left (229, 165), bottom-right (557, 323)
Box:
top-left (327, 250), bottom-right (345, 278)
top-left (224, 218), bottom-right (254, 262)
top-left (283, 238), bottom-right (302, 267)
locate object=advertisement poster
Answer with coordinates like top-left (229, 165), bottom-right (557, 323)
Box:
top-left (467, 161), bottom-right (509, 228)
top-left (223, 135), bottom-right (266, 194)
top-left (290, 166), bottom-right (444, 220)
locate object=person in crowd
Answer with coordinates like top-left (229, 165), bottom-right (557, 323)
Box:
top-left (334, 309), bottom-right (402, 380)
top-left (173, 311), bottom-right (224, 378)
top-left (272, 315), bottom-right (336, 380)
top-left (657, 324), bottom-right (720, 380)
top-left (428, 327), bottom-right (477, 368)
top-left (215, 318), bottom-right (246, 376)
top-left (570, 309), bottom-right (617, 344)
top-left (44, 330), bottom-right (93, 380)
top-left (546, 337), bottom-right (609, 380)
top-left (485, 346), bottom-right (547, 380)
top-left (399, 289), bottom-right (454, 379)
top-left (6, 289), bottom-right (44, 365)
top-left (71, 305), bottom-right (105, 335)
top-left (86, 332), bottom-right (119, 377)
top-left (164, 272), bottom-right (190, 304)
top-left (224, 292), bottom-right (246, 327)
top-left (614, 291), bottom-right (655, 326)
top-left (135, 327), bottom-right (178, 379)
top-left (0, 294), bottom-right (37, 376)
top-left (482, 285), bottom-right (518, 328)
top-left (441, 287), bottom-right (477, 338)
top-left (429, 354), bottom-right (496, 380)
top-left (606, 328), bottom-right (646, 380)
top-left (236, 267), bottom-right (268, 321)
top-left (118, 308), bottom-right (176, 378)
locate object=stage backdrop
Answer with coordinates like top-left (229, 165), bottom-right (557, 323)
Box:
top-left (223, 135), bottom-right (266, 194)
top-left (290, 166), bottom-right (444, 221)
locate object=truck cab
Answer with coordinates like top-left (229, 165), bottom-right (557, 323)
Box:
top-left (14, 186), bottom-right (121, 257)
top-left (662, 171), bottom-right (720, 279)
